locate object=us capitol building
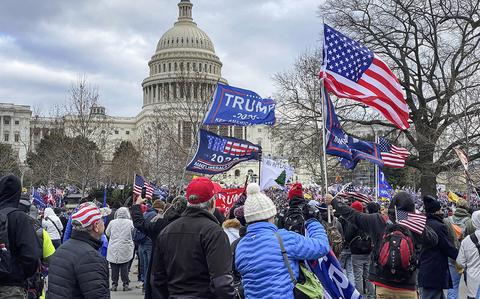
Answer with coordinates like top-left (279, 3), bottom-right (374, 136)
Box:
top-left (0, 0), bottom-right (286, 185)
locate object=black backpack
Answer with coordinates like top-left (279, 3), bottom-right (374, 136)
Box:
top-left (283, 206), bottom-right (305, 236)
top-left (0, 208), bottom-right (16, 277)
top-left (349, 228), bottom-right (373, 255)
top-left (376, 222), bottom-right (418, 282)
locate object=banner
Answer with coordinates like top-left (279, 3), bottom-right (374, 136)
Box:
top-left (308, 251), bottom-right (363, 299)
top-left (259, 158), bottom-right (295, 190)
top-left (378, 169), bottom-right (393, 199)
top-left (203, 83), bottom-right (276, 126)
top-left (216, 188), bottom-right (244, 216)
top-left (453, 147), bottom-right (469, 171)
top-left (186, 129), bottom-right (262, 175)
top-left (324, 88), bottom-right (384, 169)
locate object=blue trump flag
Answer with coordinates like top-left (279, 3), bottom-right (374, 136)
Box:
top-left (324, 89), bottom-right (384, 169)
top-left (203, 83), bottom-right (276, 126)
top-left (186, 129), bottom-right (262, 175)
top-left (378, 169), bottom-right (393, 199)
top-left (308, 251), bottom-right (363, 299)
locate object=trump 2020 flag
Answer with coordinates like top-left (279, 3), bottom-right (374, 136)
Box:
top-left (203, 83), bottom-right (276, 126)
top-left (186, 129), bottom-right (261, 175)
top-left (378, 169), bottom-right (393, 199)
top-left (308, 251), bottom-right (363, 299)
top-left (259, 158), bottom-right (295, 190)
top-left (324, 89), bottom-right (384, 169)
top-left (320, 24), bottom-right (410, 130)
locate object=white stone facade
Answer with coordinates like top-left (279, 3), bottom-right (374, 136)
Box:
top-left (1, 0), bottom-right (279, 184)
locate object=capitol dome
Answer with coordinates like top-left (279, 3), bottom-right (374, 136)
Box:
top-left (156, 15), bottom-right (215, 53)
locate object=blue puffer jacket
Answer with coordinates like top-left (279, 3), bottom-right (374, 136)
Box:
top-left (235, 219), bottom-right (329, 299)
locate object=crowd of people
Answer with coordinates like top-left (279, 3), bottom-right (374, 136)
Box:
top-left (1, 172), bottom-right (480, 299)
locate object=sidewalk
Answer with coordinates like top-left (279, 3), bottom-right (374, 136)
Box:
top-left (110, 258), bottom-right (144, 299)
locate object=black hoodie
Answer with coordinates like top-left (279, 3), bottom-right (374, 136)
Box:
top-left (0, 174), bottom-right (42, 287)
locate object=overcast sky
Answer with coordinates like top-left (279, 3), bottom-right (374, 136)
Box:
top-left (0, 0), bottom-right (323, 117)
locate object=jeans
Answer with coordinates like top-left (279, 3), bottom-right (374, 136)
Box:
top-left (420, 288), bottom-right (445, 299)
top-left (138, 243), bottom-right (152, 283)
top-left (352, 254), bottom-right (374, 299)
top-left (339, 249), bottom-right (355, 287)
top-left (111, 262), bottom-right (130, 286)
top-left (447, 261), bottom-right (461, 299)
top-left (0, 286), bottom-right (27, 299)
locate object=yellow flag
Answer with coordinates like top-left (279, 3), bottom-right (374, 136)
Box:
top-left (448, 191), bottom-right (460, 203)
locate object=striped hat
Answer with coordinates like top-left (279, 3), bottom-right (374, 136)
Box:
top-left (71, 202), bottom-right (103, 228)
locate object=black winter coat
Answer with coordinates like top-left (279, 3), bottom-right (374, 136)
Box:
top-left (332, 198), bottom-right (438, 290)
top-left (418, 213), bottom-right (458, 289)
top-left (131, 204), bottom-right (177, 299)
top-left (47, 230), bottom-right (110, 299)
top-left (151, 207), bottom-right (235, 299)
top-left (0, 174), bottom-right (41, 287)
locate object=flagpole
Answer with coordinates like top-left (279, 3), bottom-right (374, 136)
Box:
top-left (320, 82), bottom-right (329, 196)
top-left (320, 22), bottom-right (329, 197)
top-left (257, 152), bottom-right (262, 184)
top-left (375, 134), bottom-right (379, 201)
top-left (179, 76), bottom-right (222, 194)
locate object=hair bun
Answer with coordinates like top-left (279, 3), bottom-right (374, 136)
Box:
top-left (246, 183), bottom-right (261, 195)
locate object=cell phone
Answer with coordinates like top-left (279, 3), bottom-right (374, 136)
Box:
top-left (141, 186), bottom-right (147, 199)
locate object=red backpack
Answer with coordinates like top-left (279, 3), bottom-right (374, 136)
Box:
top-left (376, 221), bottom-right (418, 282)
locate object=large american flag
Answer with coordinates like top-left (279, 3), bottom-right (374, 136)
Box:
top-left (337, 184), bottom-right (372, 204)
top-left (396, 210), bottom-right (427, 235)
top-left (320, 24), bottom-right (410, 130)
top-left (223, 141), bottom-right (260, 157)
top-left (379, 137), bottom-right (410, 168)
top-left (133, 174), bottom-right (154, 199)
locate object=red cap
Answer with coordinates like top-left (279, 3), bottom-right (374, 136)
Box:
top-left (186, 177), bottom-right (216, 204)
top-left (288, 183), bottom-right (303, 200)
top-left (351, 201), bottom-right (364, 213)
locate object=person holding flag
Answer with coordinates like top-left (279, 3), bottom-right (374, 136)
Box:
top-left (326, 191), bottom-right (438, 298)
top-left (235, 183), bottom-right (329, 298)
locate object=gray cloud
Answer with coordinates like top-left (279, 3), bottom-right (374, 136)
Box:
top-left (0, 0), bottom-right (322, 116)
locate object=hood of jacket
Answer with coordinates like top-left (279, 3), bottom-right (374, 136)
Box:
top-left (0, 174), bottom-right (21, 209)
top-left (223, 218), bottom-right (241, 230)
top-left (453, 207), bottom-right (470, 222)
top-left (44, 207), bottom-right (57, 218)
top-left (115, 207), bottom-right (130, 219)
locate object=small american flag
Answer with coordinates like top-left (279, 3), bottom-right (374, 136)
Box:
top-left (379, 137), bottom-right (410, 168)
top-left (338, 184), bottom-right (372, 204)
top-left (133, 174), bottom-right (154, 199)
top-left (396, 210), bottom-right (426, 235)
top-left (320, 24), bottom-right (410, 130)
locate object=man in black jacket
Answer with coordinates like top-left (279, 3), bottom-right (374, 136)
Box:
top-left (0, 174), bottom-right (41, 299)
top-left (326, 191), bottom-right (438, 299)
top-left (418, 195), bottom-right (458, 299)
top-left (151, 177), bottom-right (235, 299)
top-left (47, 202), bottom-right (110, 299)
top-left (131, 195), bottom-right (187, 299)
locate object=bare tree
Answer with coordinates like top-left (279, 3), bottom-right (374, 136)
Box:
top-left (139, 71), bottom-right (221, 184)
top-left (320, 0), bottom-right (480, 196)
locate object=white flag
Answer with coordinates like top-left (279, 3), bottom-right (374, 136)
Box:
top-left (259, 158), bottom-right (294, 190)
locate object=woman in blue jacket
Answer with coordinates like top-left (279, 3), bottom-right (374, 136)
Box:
top-left (235, 183), bottom-right (330, 299)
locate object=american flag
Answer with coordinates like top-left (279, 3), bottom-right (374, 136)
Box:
top-left (223, 141), bottom-right (260, 157)
top-left (32, 188), bottom-right (46, 210)
top-left (379, 137), bottom-right (410, 168)
top-left (320, 24), bottom-right (410, 130)
top-left (396, 210), bottom-right (427, 235)
top-left (133, 174), bottom-right (154, 199)
top-left (337, 184), bottom-right (372, 204)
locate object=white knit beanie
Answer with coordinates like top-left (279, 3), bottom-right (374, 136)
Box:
top-left (244, 183), bottom-right (277, 223)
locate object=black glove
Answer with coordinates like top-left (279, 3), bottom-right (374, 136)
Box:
top-left (303, 204), bottom-right (320, 221)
